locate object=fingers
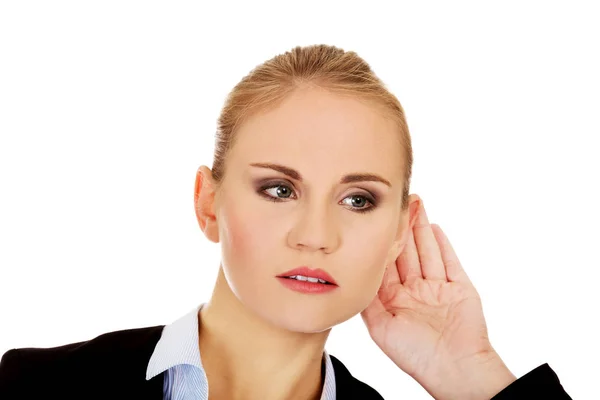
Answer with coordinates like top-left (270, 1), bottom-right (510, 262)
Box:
top-left (430, 224), bottom-right (473, 286)
top-left (413, 201), bottom-right (446, 281)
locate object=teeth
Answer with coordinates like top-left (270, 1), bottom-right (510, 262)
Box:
top-left (286, 275), bottom-right (328, 284)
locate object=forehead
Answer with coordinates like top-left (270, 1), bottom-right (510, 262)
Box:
top-left (230, 86), bottom-right (402, 182)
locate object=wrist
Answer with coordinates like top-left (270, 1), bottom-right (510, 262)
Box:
top-left (417, 351), bottom-right (517, 400)
top-left (459, 353), bottom-right (517, 400)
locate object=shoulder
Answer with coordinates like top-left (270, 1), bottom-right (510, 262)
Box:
top-left (0, 324), bottom-right (165, 398)
top-left (329, 354), bottom-right (384, 400)
top-left (1, 324), bottom-right (165, 373)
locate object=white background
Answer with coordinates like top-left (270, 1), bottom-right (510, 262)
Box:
top-left (1, 1), bottom-right (598, 399)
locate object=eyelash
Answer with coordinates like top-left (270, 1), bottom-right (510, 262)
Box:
top-left (257, 182), bottom-right (378, 214)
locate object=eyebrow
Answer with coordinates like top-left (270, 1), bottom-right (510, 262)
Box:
top-left (249, 162), bottom-right (392, 187)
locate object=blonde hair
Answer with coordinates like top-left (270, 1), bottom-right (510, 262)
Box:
top-left (212, 44), bottom-right (413, 210)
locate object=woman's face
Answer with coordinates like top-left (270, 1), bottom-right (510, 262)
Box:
top-left (200, 86), bottom-right (417, 333)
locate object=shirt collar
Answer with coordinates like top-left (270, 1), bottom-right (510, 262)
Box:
top-left (146, 303), bottom-right (337, 399)
top-left (146, 303), bottom-right (204, 380)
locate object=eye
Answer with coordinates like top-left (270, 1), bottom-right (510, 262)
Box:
top-left (261, 184), bottom-right (296, 200)
top-left (258, 183), bottom-right (377, 214)
top-left (340, 194), bottom-right (376, 214)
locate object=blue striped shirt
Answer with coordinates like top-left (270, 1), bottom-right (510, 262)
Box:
top-left (146, 303), bottom-right (337, 399)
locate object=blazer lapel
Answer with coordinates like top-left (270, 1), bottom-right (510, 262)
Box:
top-left (329, 354), bottom-right (384, 399)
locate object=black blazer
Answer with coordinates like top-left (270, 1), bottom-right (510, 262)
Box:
top-left (0, 324), bottom-right (572, 399)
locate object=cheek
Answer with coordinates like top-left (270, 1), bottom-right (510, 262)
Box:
top-left (339, 220), bottom-right (396, 298)
top-left (218, 200), bottom-right (279, 286)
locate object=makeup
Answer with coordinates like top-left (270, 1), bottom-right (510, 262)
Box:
top-left (276, 266), bottom-right (339, 294)
top-left (276, 277), bottom-right (339, 294)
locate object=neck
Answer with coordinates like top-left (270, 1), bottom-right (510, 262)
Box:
top-left (198, 266), bottom-right (331, 400)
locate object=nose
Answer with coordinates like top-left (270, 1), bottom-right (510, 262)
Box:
top-left (287, 200), bottom-right (341, 253)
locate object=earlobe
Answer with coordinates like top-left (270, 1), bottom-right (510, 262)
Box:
top-left (194, 166), bottom-right (220, 243)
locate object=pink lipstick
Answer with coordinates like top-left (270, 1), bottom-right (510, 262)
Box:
top-left (276, 266), bottom-right (338, 294)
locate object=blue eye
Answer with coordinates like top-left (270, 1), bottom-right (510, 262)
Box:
top-left (258, 183), bottom-right (377, 214)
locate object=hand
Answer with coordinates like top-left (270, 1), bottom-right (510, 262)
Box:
top-left (360, 199), bottom-right (516, 400)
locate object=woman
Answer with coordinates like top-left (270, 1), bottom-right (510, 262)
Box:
top-left (0, 44), bottom-right (572, 399)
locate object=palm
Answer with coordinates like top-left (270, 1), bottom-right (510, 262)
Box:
top-left (361, 201), bottom-right (494, 382)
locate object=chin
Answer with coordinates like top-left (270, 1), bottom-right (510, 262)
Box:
top-left (272, 313), bottom-right (337, 333)
top-left (256, 303), bottom-right (358, 334)
top-left (228, 276), bottom-right (370, 333)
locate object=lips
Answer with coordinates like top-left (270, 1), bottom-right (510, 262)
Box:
top-left (276, 266), bottom-right (338, 286)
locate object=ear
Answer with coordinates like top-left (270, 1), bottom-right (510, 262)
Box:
top-left (387, 194), bottom-right (422, 264)
top-left (194, 165), bottom-right (220, 243)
